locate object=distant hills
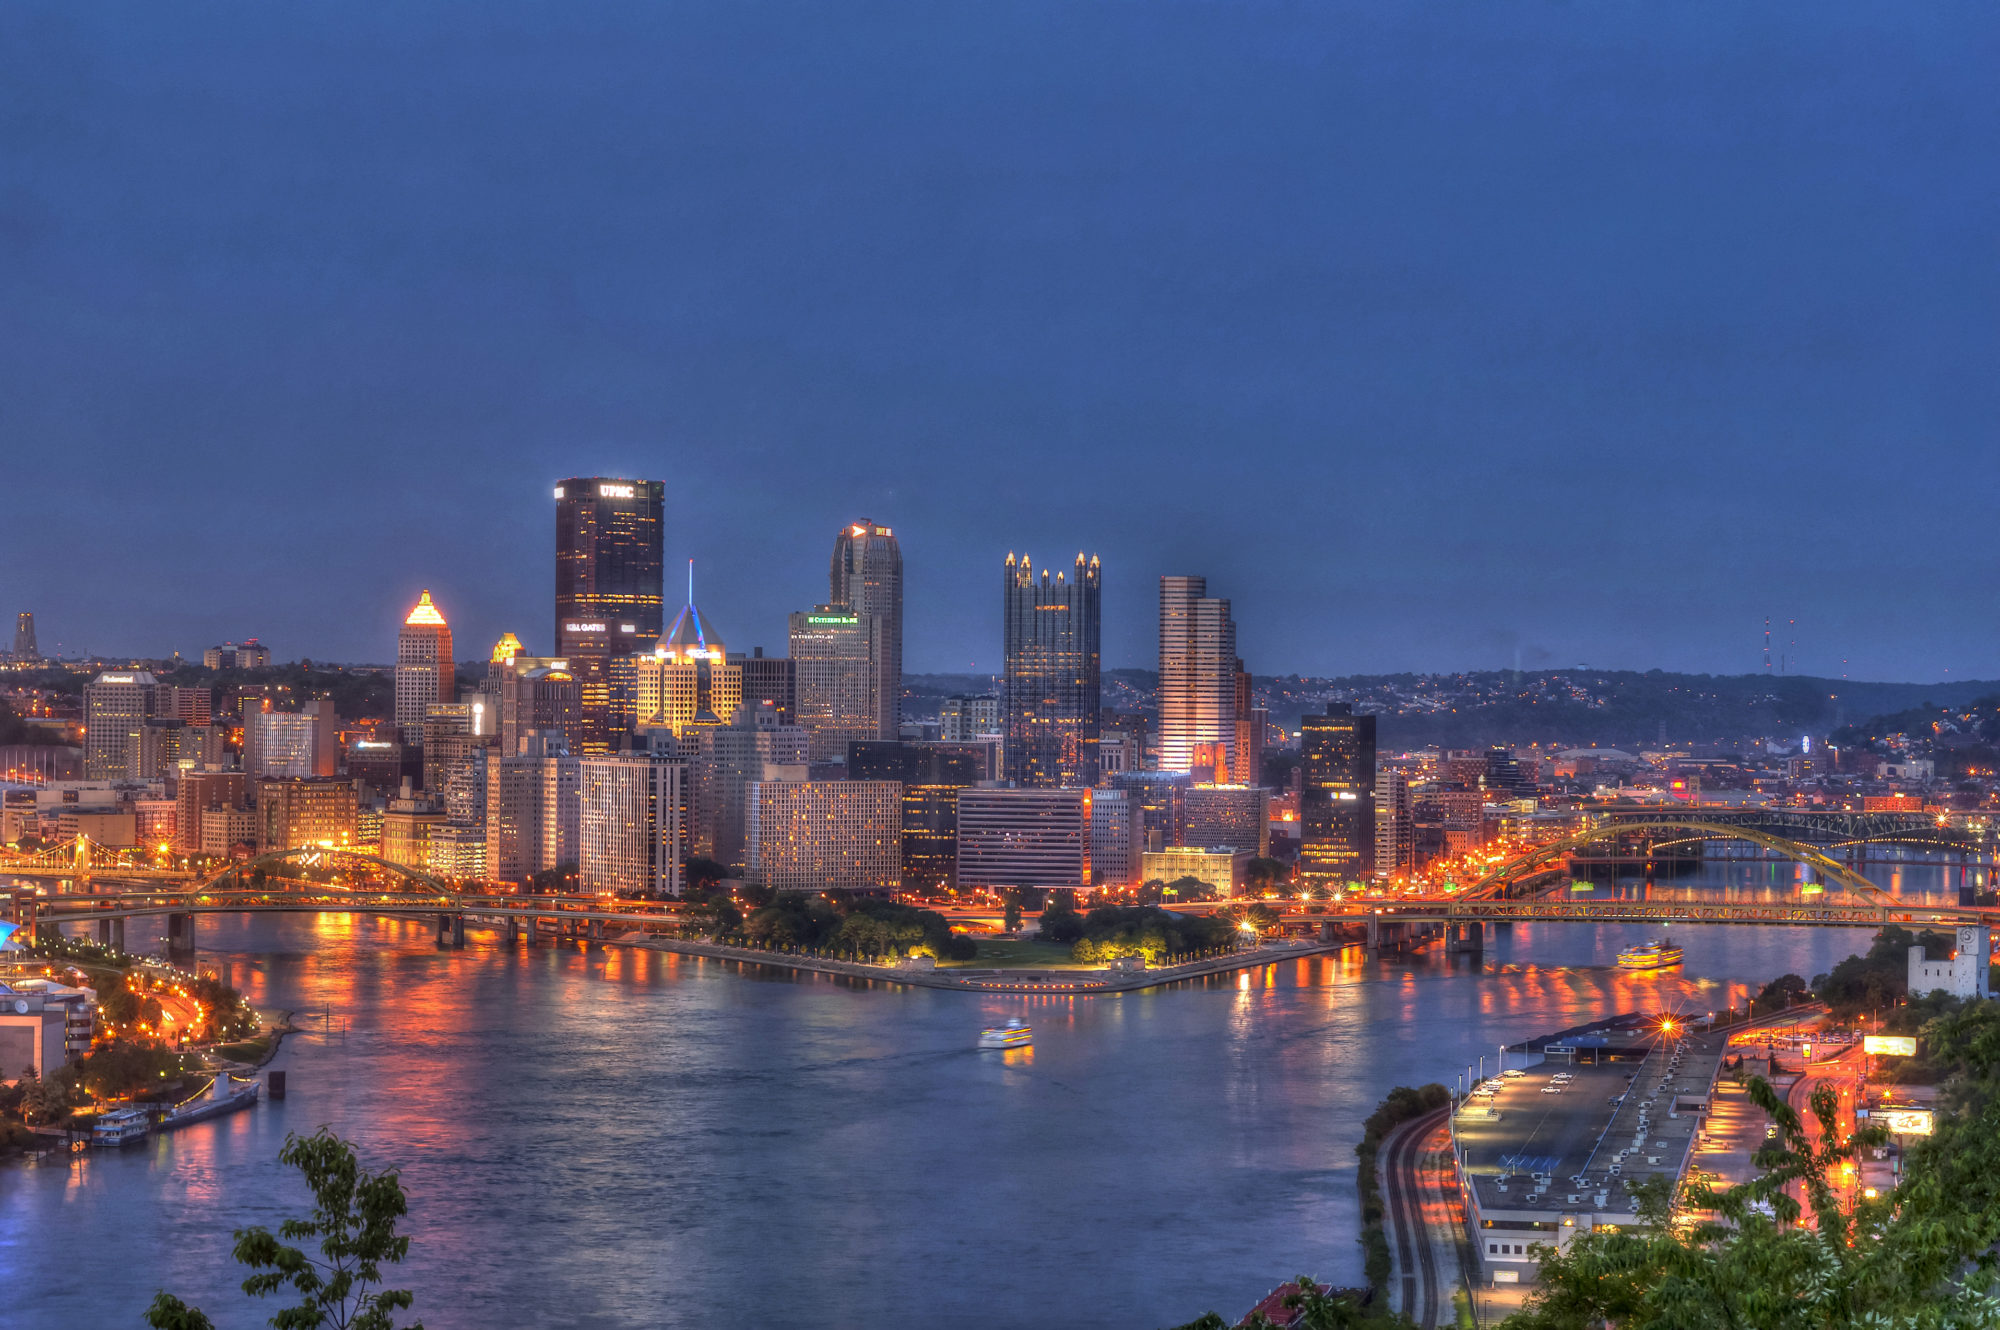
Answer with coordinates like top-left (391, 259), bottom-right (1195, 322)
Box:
top-left (907, 668), bottom-right (2000, 750)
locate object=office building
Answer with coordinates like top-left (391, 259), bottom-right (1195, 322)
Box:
top-left (1183, 784), bottom-right (1270, 856)
top-left (1299, 703), bottom-right (1376, 887)
top-left (1111, 770), bottom-right (1191, 851)
top-left (256, 777), bottom-right (359, 851)
top-left (1234, 665), bottom-right (1266, 789)
top-left (737, 649), bottom-right (795, 725)
top-left (848, 741), bottom-right (984, 892)
top-left (484, 732), bottom-right (580, 884)
top-left (159, 685), bottom-right (213, 727)
top-left (381, 781), bottom-right (448, 870)
top-left (394, 591), bottom-right (454, 742)
top-left (1375, 767), bottom-right (1414, 878)
top-left (175, 772), bottom-right (248, 854)
top-left (83, 671), bottom-right (158, 780)
top-left (745, 776), bottom-right (901, 893)
top-left (12, 612), bottom-right (37, 662)
top-left (425, 824), bottom-right (487, 880)
top-left (578, 745), bottom-right (687, 897)
top-left (955, 786), bottom-right (1092, 890)
top-left (0, 979), bottom-right (95, 1080)
top-left (939, 694), bottom-right (1002, 742)
top-left (421, 702), bottom-right (491, 798)
top-left (1158, 576), bottom-right (1238, 778)
top-left (489, 632), bottom-right (525, 677)
top-left (687, 703), bottom-right (811, 870)
top-left (829, 520), bottom-right (903, 739)
top-left (495, 658), bottom-right (584, 757)
top-left (1089, 785), bottom-right (1145, 889)
top-left (202, 640), bottom-right (271, 670)
top-left (1142, 846), bottom-right (1252, 897)
top-left (555, 477), bottom-right (664, 753)
top-left (245, 701), bottom-right (338, 779)
top-left (636, 572), bottom-right (742, 737)
top-left (1002, 552), bottom-right (1101, 787)
top-left (345, 737), bottom-right (404, 797)
top-left (789, 605), bottom-right (876, 762)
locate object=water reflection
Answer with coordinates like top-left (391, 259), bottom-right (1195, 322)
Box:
top-left (2, 852), bottom-right (1960, 1329)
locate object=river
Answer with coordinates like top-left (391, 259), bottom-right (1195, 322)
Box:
top-left (0, 854), bottom-right (1963, 1329)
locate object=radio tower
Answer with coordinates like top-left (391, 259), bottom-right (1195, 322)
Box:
top-left (1763, 618), bottom-right (1773, 673)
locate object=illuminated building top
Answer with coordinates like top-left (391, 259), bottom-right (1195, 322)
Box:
top-left (405, 590), bottom-right (448, 627)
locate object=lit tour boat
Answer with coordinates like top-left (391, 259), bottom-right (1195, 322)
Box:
top-left (92, 1107), bottom-right (151, 1148)
top-left (1569, 879), bottom-right (1595, 892)
top-left (978, 1018), bottom-right (1033, 1050)
top-left (1616, 939), bottom-right (1685, 971)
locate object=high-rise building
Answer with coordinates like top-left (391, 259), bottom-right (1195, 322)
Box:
top-left (1184, 784), bottom-right (1270, 856)
top-left (938, 695), bottom-right (1002, 742)
top-left (955, 786), bottom-right (1093, 890)
top-left (847, 741), bottom-right (984, 892)
top-left (737, 649), bottom-right (796, 725)
top-left (1233, 664), bottom-right (1266, 789)
top-left (635, 567), bottom-right (742, 737)
top-left (83, 671), bottom-right (158, 780)
top-left (789, 605), bottom-right (875, 763)
top-left (686, 702), bottom-right (811, 870)
top-left (578, 744), bottom-right (687, 897)
top-left (484, 732), bottom-right (580, 885)
top-left (175, 772), bottom-right (248, 854)
top-left (829, 520), bottom-right (903, 740)
top-left (1088, 785), bottom-right (1145, 889)
top-left (12, 612), bottom-right (37, 662)
top-left (745, 776), bottom-right (902, 893)
top-left (555, 477), bottom-right (664, 753)
top-left (1002, 552), bottom-right (1101, 788)
top-left (1110, 770), bottom-right (1190, 852)
top-left (1158, 576), bottom-right (1238, 778)
top-left (244, 701), bottom-right (338, 779)
top-left (256, 777), bottom-right (359, 851)
top-left (1374, 766), bottom-right (1414, 878)
top-left (495, 658), bottom-right (584, 757)
top-left (203, 640), bottom-right (271, 670)
top-left (1299, 703), bottom-right (1377, 887)
top-left (394, 591), bottom-right (454, 743)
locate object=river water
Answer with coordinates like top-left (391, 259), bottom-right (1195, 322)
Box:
top-left (0, 855), bottom-right (1963, 1329)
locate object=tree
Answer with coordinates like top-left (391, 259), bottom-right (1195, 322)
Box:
top-left (684, 856), bottom-right (728, 891)
top-left (146, 1127), bottom-right (423, 1330)
top-left (1003, 895), bottom-right (1022, 933)
top-left (1281, 1276), bottom-right (1361, 1330)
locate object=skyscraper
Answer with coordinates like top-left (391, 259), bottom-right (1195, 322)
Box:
top-left (394, 590), bottom-right (454, 743)
top-left (13, 613), bottom-right (37, 662)
top-left (1002, 552), bottom-right (1101, 788)
top-left (578, 743), bottom-right (687, 897)
top-left (554, 477), bottom-right (665, 751)
top-left (829, 520), bottom-right (903, 739)
top-left (1299, 702), bottom-right (1377, 887)
top-left (84, 671), bottom-right (158, 780)
top-left (1158, 575), bottom-right (1238, 777)
top-left (635, 563), bottom-right (742, 737)
top-left (848, 740), bottom-right (985, 892)
top-left (789, 605), bottom-right (875, 762)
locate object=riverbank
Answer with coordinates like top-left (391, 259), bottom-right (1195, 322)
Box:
top-left (209, 1007), bottom-right (296, 1069)
top-left (619, 934), bottom-right (1345, 993)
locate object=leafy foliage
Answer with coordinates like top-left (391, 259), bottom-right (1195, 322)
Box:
top-left (146, 1127), bottom-right (423, 1330)
top-left (1063, 905), bottom-right (1237, 964)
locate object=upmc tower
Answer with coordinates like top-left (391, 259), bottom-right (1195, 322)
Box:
top-left (554, 477), bottom-right (665, 752)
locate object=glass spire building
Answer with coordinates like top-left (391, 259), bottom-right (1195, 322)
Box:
top-left (1002, 552), bottom-right (1101, 788)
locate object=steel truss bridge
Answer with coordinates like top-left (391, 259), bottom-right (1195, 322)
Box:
top-left (1594, 807), bottom-right (1991, 853)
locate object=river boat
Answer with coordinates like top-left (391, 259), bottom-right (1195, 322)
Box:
top-left (91, 1107), bottom-right (150, 1148)
top-left (1569, 880), bottom-right (1595, 892)
top-left (978, 1018), bottom-right (1032, 1050)
top-left (1800, 883), bottom-right (1824, 896)
top-left (1616, 939), bottom-right (1684, 971)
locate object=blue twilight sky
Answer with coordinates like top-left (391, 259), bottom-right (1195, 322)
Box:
top-left (2, 2), bottom-right (1996, 679)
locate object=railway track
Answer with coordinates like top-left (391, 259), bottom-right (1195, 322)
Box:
top-left (1383, 1105), bottom-right (1449, 1329)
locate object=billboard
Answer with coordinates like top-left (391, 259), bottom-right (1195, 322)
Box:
top-left (1864, 1035), bottom-right (1918, 1057)
top-left (1876, 1108), bottom-right (1935, 1136)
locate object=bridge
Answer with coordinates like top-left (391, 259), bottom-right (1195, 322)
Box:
top-left (0, 836), bottom-right (196, 882)
top-left (1596, 807), bottom-right (1990, 851)
top-left (6, 845), bottom-right (686, 955)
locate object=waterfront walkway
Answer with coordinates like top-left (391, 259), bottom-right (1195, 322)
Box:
top-left (618, 935), bottom-right (1344, 993)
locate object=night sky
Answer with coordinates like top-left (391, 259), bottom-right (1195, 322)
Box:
top-left (4, 3), bottom-right (1995, 679)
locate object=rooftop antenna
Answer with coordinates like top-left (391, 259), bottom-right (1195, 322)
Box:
top-left (687, 558), bottom-right (695, 605)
